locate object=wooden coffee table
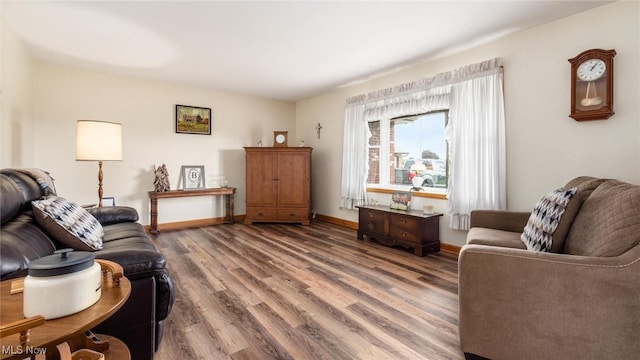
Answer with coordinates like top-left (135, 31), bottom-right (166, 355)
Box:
top-left (0, 260), bottom-right (131, 360)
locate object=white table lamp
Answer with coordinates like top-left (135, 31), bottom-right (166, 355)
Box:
top-left (76, 120), bottom-right (123, 207)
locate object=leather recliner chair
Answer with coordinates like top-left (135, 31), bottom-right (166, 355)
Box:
top-left (0, 169), bottom-right (175, 360)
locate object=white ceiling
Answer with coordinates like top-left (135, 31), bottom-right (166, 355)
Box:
top-left (2, 1), bottom-right (611, 102)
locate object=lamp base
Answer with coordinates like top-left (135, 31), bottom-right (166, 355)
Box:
top-left (98, 161), bottom-right (104, 207)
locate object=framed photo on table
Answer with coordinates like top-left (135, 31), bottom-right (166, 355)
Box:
top-left (179, 165), bottom-right (205, 189)
top-left (390, 191), bottom-right (412, 211)
top-left (101, 197), bottom-right (116, 206)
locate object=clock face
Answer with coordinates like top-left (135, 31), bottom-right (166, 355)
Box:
top-left (273, 131), bottom-right (288, 146)
top-left (577, 59), bottom-right (606, 81)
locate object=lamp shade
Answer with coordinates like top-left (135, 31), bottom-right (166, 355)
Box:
top-left (76, 120), bottom-right (123, 161)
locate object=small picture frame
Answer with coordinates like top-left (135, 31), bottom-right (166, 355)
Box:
top-left (101, 197), bottom-right (116, 206)
top-left (179, 165), bottom-right (206, 189)
top-left (176, 104), bottom-right (211, 135)
top-left (390, 191), bottom-right (412, 211)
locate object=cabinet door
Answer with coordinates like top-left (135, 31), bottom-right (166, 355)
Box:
top-left (277, 151), bottom-right (310, 207)
top-left (246, 151), bottom-right (277, 207)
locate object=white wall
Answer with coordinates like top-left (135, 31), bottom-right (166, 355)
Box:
top-left (33, 62), bottom-right (295, 225)
top-left (296, 1), bottom-right (640, 246)
top-left (0, 13), bottom-right (36, 168)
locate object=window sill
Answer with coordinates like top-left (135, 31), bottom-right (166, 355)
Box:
top-left (366, 186), bottom-right (447, 200)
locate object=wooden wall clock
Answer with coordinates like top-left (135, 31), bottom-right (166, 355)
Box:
top-left (568, 48), bottom-right (616, 121)
top-left (273, 131), bottom-right (288, 147)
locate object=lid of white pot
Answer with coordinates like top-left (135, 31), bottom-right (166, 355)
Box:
top-left (27, 249), bottom-right (96, 277)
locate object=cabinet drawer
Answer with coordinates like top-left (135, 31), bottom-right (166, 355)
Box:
top-left (358, 209), bottom-right (386, 235)
top-left (277, 208), bottom-right (309, 220)
top-left (388, 227), bottom-right (420, 244)
top-left (246, 207), bottom-right (276, 220)
top-left (389, 214), bottom-right (421, 232)
top-left (362, 220), bottom-right (384, 235)
top-left (360, 209), bottom-right (385, 223)
top-left (389, 214), bottom-right (421, 243)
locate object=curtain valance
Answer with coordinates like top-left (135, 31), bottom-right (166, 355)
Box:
top-left (347, 58), bottom-right (502, 122)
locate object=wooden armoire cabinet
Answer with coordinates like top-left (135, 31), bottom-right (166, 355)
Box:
top-left (244, 147), bottom-right (312, 225)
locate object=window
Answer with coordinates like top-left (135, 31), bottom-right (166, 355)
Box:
top-left (367, 111), bottom-right (448, 192)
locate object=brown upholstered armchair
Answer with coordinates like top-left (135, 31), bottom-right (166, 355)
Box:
top-left (458, 177), bottom-right (640, 360)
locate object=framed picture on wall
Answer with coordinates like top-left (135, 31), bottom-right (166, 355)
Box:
top-left (176, 104), bottom-right (211, 135)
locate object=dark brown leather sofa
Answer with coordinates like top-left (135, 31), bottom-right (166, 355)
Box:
top-left (0, 169), bottom-right (174, 360)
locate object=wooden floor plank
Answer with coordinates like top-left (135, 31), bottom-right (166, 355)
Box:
top-left (230, 268), bottom-right (307, 328)
top-left (153, 222), bottom-right (463, 359)
top-left (247, 301), bottom-right (338, 360)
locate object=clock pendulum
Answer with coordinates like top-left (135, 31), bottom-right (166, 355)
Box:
top-left (581, 81), bottom-right (602, 107)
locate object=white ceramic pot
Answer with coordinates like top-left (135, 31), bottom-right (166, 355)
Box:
top-left (24, 249), bottom-right (102, 320)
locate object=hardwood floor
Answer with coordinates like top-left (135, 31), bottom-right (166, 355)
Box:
top-left (153, 221), bottom-right (463, 360)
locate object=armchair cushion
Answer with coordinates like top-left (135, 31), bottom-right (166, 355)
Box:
top-left (86, 206), bottom-right (139, 225)
top-left (469, 210), bottom-right (530, 232)
top-left (32, 196), bottom-right (104, 251)
top-left (564, 180), bottom-right (640, 257)
top-left (520, 187), bottom-right (577, 252)
top-left (553, 177), bottom-right (608, 251)
top-left (467, 227), bottom-right (526, 249)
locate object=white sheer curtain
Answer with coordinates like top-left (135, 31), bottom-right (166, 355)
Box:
top-left (340, 95), bottom-right (369, 209)
top-left (446, 59), bottom-right (506, 230)
top-left (341, 58), bottom-right (505, 227)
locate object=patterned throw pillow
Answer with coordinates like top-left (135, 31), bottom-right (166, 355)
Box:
top-left (521, 187), bottom-right (577, 252)
top-left (32, 197), bottom-right (104, 251)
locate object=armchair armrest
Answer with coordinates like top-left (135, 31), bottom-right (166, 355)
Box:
top-left (87, 206), bottom-right (139, 225)
top-left (469, 209), bottom-right (530, 232)
top-left (458, 244), bottom-right (640, 360)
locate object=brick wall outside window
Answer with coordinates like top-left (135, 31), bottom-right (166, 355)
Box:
top-left (367, 121), bottom-right (380, 184)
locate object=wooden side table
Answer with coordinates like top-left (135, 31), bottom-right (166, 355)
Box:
top-left (148, 187), bottom-right (236, 234)
top-left (0, 260), bottom-right (131, 360)
top-left (356, 205), bottom-right (443, 256)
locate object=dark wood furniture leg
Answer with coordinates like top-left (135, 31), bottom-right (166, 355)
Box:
top-left (150, 198), bottom-right (159, 234)
top-left (224, 193), bottom-right (235, 224)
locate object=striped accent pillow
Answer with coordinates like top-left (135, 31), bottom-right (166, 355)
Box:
top-left (521, 187), bottom-right (577, 252)
top-left (32, 196), bottom-right (104, 251)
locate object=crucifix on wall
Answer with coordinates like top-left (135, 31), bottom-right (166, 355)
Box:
top-left (316, 123), bottom-right (323, 139)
